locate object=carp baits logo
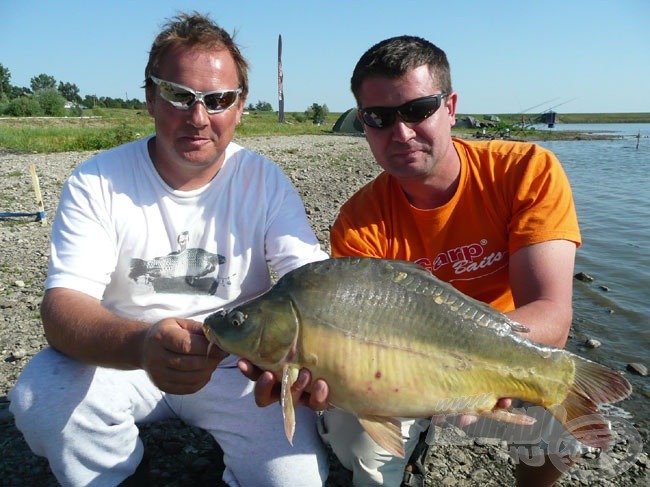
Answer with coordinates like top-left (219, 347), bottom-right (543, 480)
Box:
top-left (416, 239), bottom-right (508, 277)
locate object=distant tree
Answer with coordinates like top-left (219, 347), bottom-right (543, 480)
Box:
top-left (255, 100), bottom-right (273, 111)
top-left (124, 98), bottom-right (146, 110)
top-left (34, 88), bottom-right (66, 116)
top-left (305, 103), bottom-right (327, 124)
top-left (58, 81), bottom-right (82, 103)
top-left (10, 86), bottom-right (32, 98)
top-left (0, 63), bottom-right (11, 97)
top-left (30, 73), bottom-right (57, 92)
top-left (5, 96), bottom-right (43, 116)
top-left (83, 94), bottom-right (98, 108)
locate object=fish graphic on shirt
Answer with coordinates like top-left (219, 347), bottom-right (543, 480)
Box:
top-left (129, 248), bottom-right (226, 289)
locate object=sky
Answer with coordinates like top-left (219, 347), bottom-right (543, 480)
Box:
top-left (2, 0), bottom-right (649, 115)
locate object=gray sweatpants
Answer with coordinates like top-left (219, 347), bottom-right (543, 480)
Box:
top-left (9, 348), bottom-right (328, 487)
top-left (319, 409), bottom-right (430, 486)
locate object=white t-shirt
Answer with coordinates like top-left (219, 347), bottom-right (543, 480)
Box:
top-left (46, 136), bottom-right (328, 323)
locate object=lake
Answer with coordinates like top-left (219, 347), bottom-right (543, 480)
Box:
top-left (535, 124), bottom-right (650, 380)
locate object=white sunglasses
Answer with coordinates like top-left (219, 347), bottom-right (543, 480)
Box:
top-left (150, 75), bottom-right (242, 114)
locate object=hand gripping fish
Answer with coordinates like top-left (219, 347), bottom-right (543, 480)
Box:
top-left (203, 257), bottom-right (632, 458)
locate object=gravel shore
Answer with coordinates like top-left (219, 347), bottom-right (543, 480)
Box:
top-left (1, 135), bottom-right (647, 486)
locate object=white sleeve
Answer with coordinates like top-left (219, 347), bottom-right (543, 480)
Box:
top-left (45, 165), bottom-right (116, 299)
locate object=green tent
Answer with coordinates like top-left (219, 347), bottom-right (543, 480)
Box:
top-left (332, 108), bottom-right (364, 134)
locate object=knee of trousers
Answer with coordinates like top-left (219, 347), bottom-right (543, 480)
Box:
top-left (9, 348), bottom-right (104, 441)
top-left (319, 410), bottom-right (426, 486)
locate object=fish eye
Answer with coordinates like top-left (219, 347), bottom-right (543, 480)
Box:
top-left (229, 310), bottom-right (247, 327)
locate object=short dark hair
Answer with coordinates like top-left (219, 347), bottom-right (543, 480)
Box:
top-left (351, 35), bottom-right (451, 105)
top-left (144, 11), bottom-right (249, 97)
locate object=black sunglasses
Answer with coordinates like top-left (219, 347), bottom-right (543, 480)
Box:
top-left (358, 93), bottom-right (448, 129)
top-left (149, 76), bottom-right (242, 114)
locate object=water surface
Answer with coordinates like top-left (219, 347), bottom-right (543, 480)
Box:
top-left (537, 129), bottom-right (650, 376)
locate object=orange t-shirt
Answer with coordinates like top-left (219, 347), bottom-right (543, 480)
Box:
top-left (330, 138), bottom-right (581, 312)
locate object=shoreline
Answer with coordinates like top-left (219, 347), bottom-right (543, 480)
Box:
top-left (0, 136), bottom-right (647, 486)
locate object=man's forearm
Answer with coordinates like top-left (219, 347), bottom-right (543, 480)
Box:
top-left (41, 287), bottom-right (149, 369)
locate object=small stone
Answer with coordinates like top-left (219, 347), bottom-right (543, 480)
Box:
top-left (636, 452), bottom-right (649, 468)
top-left (626, 363), bottom-right (648, 376)
top-left (574, 272), bottom-right (594, 282)
top-left (11, 349), bottom-right (27, 360)
top-left (13, 280), bottom-right (25, 288)
top-left (585, 338), bottom-right (602, 349)
top-left (598, 285), bottom-right (610, 292)
top-left (470, 468), bottom-right (489, 481)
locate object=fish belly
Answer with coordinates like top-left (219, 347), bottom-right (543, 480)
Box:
top-left (293, 270), bottom-right (575, 418)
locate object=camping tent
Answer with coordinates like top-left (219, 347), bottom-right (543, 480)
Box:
top-left (332, 108), bottom-right (364, 135)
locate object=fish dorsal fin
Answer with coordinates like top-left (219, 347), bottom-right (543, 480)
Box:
top-left (280, 365), bottom-right (300, 445)
top-left (358, 415), bottom-right (405, 458)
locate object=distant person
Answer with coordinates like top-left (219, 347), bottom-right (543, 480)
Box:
top-left (249, 35), bottom-right (582, 487)
top-left (9, 12), bottom-right (329, 486)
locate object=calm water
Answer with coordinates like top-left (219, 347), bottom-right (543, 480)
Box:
top-left (536, 124), bottom-right (650, 374)
top-left (535, 122), bottom-right (650, 138)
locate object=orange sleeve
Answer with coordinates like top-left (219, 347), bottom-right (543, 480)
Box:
top-left (504, 144), bottom-right (582, 253)
top-left (330, 181), bottom-right (388, 258)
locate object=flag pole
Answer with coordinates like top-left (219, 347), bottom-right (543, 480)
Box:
top-left (278, 34), bottom-right (285, 123)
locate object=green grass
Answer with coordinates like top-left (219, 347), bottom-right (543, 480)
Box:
top-left (0, 109), bottom-right (337, 153)
top-left (237, 110), bottom-right (336, 136)
top-left (2, 109), bottom-right (649, 153)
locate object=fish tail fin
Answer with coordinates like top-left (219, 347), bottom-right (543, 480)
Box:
top-left (549, 356), bottom-right (632, 450)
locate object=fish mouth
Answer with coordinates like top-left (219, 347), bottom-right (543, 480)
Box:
top-left (202, 310), bottom-right (227, 346)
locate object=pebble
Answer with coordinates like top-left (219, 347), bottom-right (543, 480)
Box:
top-left (11, 349), bottom-right (27, 360)
top-left (470, 468), bottom-right (489, 481)
top-left (585, 338), bottom-right (602, 349)
top-left (626, 362), bottom-right (648, 376)
top-left (574, 271), bottom-right (594, 282)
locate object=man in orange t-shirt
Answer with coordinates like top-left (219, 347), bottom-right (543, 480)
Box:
top-left (321, 36), bottom-right (581, 487)
top-left (247, 35), bottom-right (582, 487)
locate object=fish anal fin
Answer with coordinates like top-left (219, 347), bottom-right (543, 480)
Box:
top-left (551, 389), bottom-right (614, 450)
top-left (281, 365), bottom-right (299, 445)
top-left (358, 415), bottom-right (405, 458)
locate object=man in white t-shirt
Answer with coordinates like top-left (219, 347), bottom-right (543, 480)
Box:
top-left (9, 12), bottom-right (329, 487)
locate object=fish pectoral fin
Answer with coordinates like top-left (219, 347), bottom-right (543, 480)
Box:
top-left (478, 409), bottom-right (537, 425)
top-left (358, 415), bottom-right (405, 458)
top-left (281, 365), bottom-right (300, 445)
